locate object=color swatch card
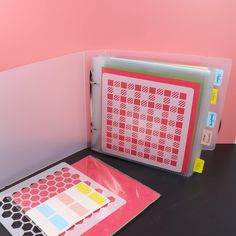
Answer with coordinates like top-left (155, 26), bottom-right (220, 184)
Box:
top-left (0, 162), bottom-right (126, 236)
top-left (26, 182), bottom-right (110, 236)
top-left (101, 67), bottom-right (200, 173)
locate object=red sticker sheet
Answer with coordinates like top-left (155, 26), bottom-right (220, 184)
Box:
top-left (101, 67), bottom-right (200, 173)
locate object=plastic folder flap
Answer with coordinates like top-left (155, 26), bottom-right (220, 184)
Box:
top-left (0, 52), bottom-right (89, 188)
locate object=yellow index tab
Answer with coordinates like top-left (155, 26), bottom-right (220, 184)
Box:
top-left (193, 158), bottom-right (205, 174)
top-left (75, 182), bottom-right (92, 195)
top-left (211, 88), bottom-right (218, 105)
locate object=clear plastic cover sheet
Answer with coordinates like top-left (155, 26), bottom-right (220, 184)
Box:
top-left (0, 52), bottom-right (89, 189)
top-left (72, 156), bottom-right (160, 236)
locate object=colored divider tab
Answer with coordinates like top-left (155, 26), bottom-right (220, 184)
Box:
top-left (75, 183), bottom-right (92, 195)
top-left (206, 112), bottom-right (217, 128)
top-left (201, 129), bottom-right (213, 146)
top-left (193, 158), bottom-right (205, 174)
top-left (211, 88), bottom-right (218, 105)
top-left (214, 69), bottom-right (224, 86)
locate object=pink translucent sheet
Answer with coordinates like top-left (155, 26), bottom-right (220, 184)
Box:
top-left (72, 155), bottom-right (160, 236)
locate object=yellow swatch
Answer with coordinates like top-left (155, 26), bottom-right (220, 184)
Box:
top-left (193, 158), bottom-right (205, 174)
top-left (211, 88), bottom-right (218, 105)
top-left (88, 192), bottom-right (107, 205)
top-left (75, 183), bottom-right (92, 195)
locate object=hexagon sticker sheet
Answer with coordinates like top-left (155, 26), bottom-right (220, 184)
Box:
top-left (0, 162), bottom-right (126, 236)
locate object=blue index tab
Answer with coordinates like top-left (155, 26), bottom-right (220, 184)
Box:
top-left (206, 112), bottom-right (217, 128)
top-left (50, 214), bottom-right (69, 230)
top-left (214, 69), bottom-right (224, 86)
top-left (37, 204), bottom-right (55, 218)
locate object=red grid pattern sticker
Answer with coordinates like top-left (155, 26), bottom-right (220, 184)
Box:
top-left (101, 67), bottom-right (200, 173)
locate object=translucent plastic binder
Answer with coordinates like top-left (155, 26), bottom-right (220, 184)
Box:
top-left (0, 49), bottom-right (232, 236)
top-left (0, 50), bottom-right (231, 186)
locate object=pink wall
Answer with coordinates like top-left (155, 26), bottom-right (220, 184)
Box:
top-left (0, 0), bottom-right (235, 143)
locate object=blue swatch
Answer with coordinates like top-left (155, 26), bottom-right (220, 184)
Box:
top-left (50, 214), bottom-right (69, 230)
top-left (37, 204), bottom-right (55, 218)
top-left (214, 69), bottom-right (224, 86)
top-left (206, 112), bottom-right (217, 128)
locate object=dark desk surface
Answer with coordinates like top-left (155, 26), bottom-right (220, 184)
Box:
top-left (1, 144), bottom-right (236, 236)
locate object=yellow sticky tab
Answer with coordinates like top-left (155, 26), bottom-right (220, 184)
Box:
top-left (75, 183), bottom-right (92, 194)
top-left (211, 88), bottom-right (218, 104)
top-left (88, 192), bottom-right (107, 205)
top-left (193, 158), bottom-right (205, 174)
